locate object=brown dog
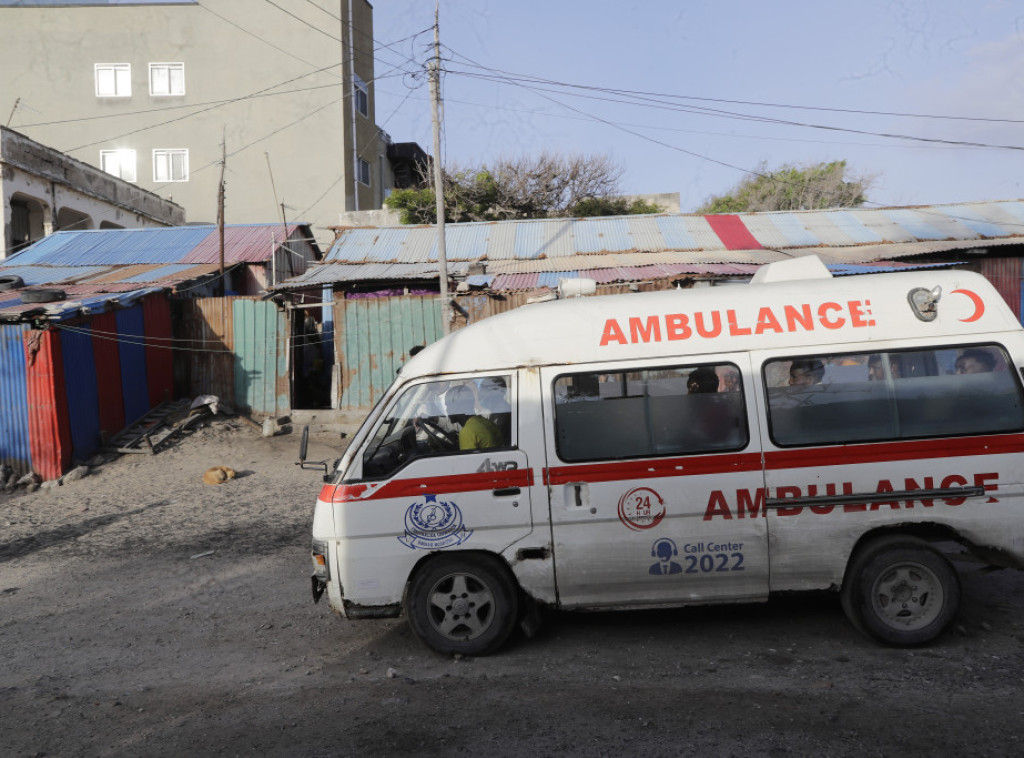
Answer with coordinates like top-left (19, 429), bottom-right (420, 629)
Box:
top-left (202, 466), bottom-right (237, 485)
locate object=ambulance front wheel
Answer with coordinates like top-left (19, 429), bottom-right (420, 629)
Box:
top-left (406, 554), bottom-right (519, 656)
top-left (842, 536), bottom-right (960, 646)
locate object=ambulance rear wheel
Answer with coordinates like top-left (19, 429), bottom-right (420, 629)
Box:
top-left (842, 536), bottom-right (960, 646)
top-left (406, 554), bottom-right (519, 656)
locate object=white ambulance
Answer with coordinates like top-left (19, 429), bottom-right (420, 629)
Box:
top-left (307, 256), bottom-right (1024, 655)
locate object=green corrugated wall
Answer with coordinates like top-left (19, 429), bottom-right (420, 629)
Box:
top-left (233, 299), bottom-right (288, 415)
top-left (336, 295), bottom-right (442, 410)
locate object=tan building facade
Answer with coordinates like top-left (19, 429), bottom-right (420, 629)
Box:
top-left (1, 126), bottom-right (185, 257)
top-left (0, 0), bottom-right (381, 250)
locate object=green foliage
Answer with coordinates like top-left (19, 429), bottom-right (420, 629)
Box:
top-left (569, 196), bottom-right (663, 217)
top-left (696, 160), bottom-right (871, 214)
top-left (384, 188), bottom-right (436, 224)
top-left (383, 153), bottom-right (662, 224)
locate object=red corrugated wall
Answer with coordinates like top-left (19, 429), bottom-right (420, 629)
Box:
top-left (23, 328), bottom-right (72, 481)
top-left (91, 311), bottom-right (125, 439)
top-left (978, 258), bottom-right (1022, 321)
top-left (143, 294), bottom-right (174, 407)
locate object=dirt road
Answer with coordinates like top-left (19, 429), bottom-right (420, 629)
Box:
top-left (2, 422), bottom-right (1024, 757)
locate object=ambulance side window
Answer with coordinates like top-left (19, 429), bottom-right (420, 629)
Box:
top-left (552, 363), bottom-right (747, 462)
top-left (361, 375), bottom-right (513, 478)
top-left (764, 344), bottom-right (1024, 447)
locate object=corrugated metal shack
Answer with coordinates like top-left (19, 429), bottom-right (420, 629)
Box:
top-left (275, 200), bottom-right (1024, 411)
top-left (0, 224), bottom-right (320, 479)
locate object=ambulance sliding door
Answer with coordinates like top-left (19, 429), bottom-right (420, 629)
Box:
top-left (752, 343), bottom-right (1024, 592)
top-left (541, 355), bottom-right (769, 609)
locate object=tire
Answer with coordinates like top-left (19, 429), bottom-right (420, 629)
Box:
top-left (841, 536), bottom-right (960, 646)
top-left (0, 275), bottom-right (24, 292)
top-left (406, 554), bottom-right (519, 656)
top-left (20, 288), bottom-right (65, 303)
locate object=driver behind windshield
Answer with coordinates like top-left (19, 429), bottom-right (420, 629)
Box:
top-left (443, 384), bottom-right (501, 451)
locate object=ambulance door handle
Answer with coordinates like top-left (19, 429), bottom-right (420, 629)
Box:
top-left (569, 483), bottom-right (595, 513)
top-left (493, 487), bottom-right (520, 497)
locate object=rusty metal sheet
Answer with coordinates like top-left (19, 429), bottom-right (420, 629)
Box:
top-left (336, 295), bottom-right (442, 410)
top-left (24, 328), bottom-right (72, 481)
top-left (174, 297), bottom-right (236, 406)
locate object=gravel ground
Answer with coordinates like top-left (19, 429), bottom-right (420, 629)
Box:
top-left (2, 420), bottom-right (1024, 757)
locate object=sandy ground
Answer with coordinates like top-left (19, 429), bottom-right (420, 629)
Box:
top-left (3, 419), bottom-right (1024, 757)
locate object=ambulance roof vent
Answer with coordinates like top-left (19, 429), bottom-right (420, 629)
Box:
top-left (749, 255), bottom-right (833, 285)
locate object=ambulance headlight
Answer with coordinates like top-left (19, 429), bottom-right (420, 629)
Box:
top-left (311, 539), bottom-right (330, 580)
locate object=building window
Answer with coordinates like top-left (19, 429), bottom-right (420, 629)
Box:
top-left (149, 62), bottom-right (185, 96)
top-left (100, 149), bottom-right (137, 182)
top-left (353, 74), bottom-right (368, 117)
top-left (357, 158), bottom-right (371, 186)
top-left (153, 149), bottom-right (189, 182)
top-left (95, 64), bottom-right (131, 97)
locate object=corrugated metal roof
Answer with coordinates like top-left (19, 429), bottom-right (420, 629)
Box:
top-left (317, 200), bottom-right (1024, 283)
top-left (0, 223), bottom-right (319, 321)
top-left (4, 223), bottom-right (315, 267)
top-left (273, 261), bottom-right (472, 289)
top-left (0, 265), bottom-right (112, 285)
top-left (183, 223), bottom-right (304, 264)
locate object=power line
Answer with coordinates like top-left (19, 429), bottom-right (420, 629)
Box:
top-left (442, 54), bottom-right (1024, 126)
top-left (53, 319), bottom-right (337, 354)
top-left (442, 60), bottom-right (1024, 153)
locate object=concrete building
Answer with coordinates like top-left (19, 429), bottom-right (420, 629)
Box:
top-left (1, 126), bottom-right (184, 258)
top-left (0, 0), bottom-right (381, 250)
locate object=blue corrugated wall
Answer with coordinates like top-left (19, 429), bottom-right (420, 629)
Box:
top-left (60, 325), bottom-right (101, 463)
top-left (116, 306), bottom-right (150, 424)
top-left (0, 323), bottom-right (31, 473)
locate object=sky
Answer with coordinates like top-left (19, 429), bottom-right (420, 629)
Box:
top-left (371, 0), bottom-right (1024, 212)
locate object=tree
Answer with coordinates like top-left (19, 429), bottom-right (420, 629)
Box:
top-left (696, 160), bottom-right (872, 214)
top-left (384, 152), bottom-right (663, 223)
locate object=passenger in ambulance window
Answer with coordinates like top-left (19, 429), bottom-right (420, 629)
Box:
top-left (788, 359), bottom-right (825, 386)
top-left (955, 348), bottom-right (996, 374)
top-left (443, 384), bottom-right (502, 451)
top-left (687, 367), bottom-right (720, 394)
top-left (412, 381), bottom-right (452, 437)
top-left (565, 373), bottom-right (601, 401)
top-left (718, 365), bottom-right (740, 392)
top-left (868, 354), bottom-right (902, 381)
top-left (477, 376), bottom-right (512, 445)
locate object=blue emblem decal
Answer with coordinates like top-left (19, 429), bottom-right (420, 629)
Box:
top-left (649, 538), bottom-right (682, 575)
top-left (398, 494), bottom-right (473, 550)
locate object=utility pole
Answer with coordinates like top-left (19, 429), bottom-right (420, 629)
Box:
top-left (430, 1), bottom-right (450, 335)
top-left (217, 136), bottom-right (226, 297)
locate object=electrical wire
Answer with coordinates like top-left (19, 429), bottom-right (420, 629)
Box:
top-left (52, 318), bottom-right (338, 354)
top-left (441, 54), bottom-right (1024, 126)
top-left (441, 60), bottom-right (1024, 153)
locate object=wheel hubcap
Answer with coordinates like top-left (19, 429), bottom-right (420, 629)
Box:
top-left (871, 563), bottom-right (943, 631)
top-left (427, 572), bottom-right (495, 641)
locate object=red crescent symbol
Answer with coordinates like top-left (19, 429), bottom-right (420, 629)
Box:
top-left (952, 288), bottom-right (985, 322)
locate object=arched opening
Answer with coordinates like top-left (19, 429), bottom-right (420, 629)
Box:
top-left (100, 220), bottom-right (125, 229)
top-left (56, 207), bottom-right (93, 232)
top-left (9, 193), bottom-right (48, 255)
